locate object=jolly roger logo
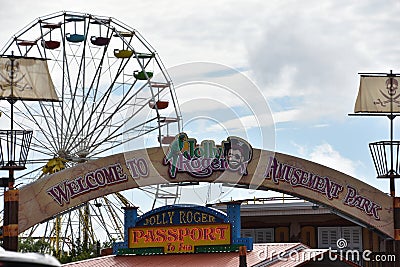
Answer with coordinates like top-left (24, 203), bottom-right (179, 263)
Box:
top-left (163, 133), bottom-right (253, 179)
top-left (0, 59), bottom-right (33, 92)
top-left (373, 77), bottom-right (400, 107)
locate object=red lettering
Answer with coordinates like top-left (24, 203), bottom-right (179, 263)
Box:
top-left (189, 228), bottom-right (202, 241)
top-left (156, 229), bottom-right (166, 242)
top-left (167, 228), bottom-right (178, 242)
top-left (131, 230), bottom-right (144, 243)
top-left (144, 230), bottom-right (156, 242)
top-left (203, 227), bottom-right (216, 241)
top-left (215, 226), bottom-right (228, 240)
top-left (178, 228), bottom-right (189, 241)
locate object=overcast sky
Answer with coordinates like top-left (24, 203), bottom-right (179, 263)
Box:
top-left (1, 0), bottom-right (400, 201)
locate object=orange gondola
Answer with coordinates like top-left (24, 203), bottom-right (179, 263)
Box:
top-left (149, 100), bottom-right (169, 110)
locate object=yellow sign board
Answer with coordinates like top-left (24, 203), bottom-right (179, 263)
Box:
top-left (128, 223), bottom-right (231, 253)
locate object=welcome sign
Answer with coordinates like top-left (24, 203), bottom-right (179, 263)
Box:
top-left (18, 133), bottom-right (395, 239)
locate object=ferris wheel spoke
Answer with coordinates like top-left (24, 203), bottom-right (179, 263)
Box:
top-left (84, 79), bottom-right (153, 148)
top-left (62, 57), bottom-right (128, 151)
top-left (62, 49), bottom-right (110, 151)
top-left (101, 197), bottom-right (124, 239)
top-left (66, 63), bottom-right (132, 152)
top-left (13, 103), bottom-right (60, 153)
top-left (15, 165), bottom-right (45, 185)
top-left (62, 61), bottom-right (78, 149)
top-left (90, 118), bottom-right (160, 157)
top-left (38, 103), bottom-right (62, 151)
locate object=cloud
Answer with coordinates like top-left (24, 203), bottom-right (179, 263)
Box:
top-left (295, 142), bottom-right (362, 177)
top-left (246, 1), bottom-right (400, 122)
top-left (273, 109), bottom-right (301, 123)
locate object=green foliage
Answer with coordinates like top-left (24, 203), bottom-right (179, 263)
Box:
top-left (17, 237), bottom-right (115, 264)
top-left (18, 237), bottom-right (51, 254)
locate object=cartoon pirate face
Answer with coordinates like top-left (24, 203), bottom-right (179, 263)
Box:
top-left (223, 136), bottom-right (253, 171)
top-left (386, 78), bottom-right (398, 96)
top-left (227, 148), bottom-right (245, 168)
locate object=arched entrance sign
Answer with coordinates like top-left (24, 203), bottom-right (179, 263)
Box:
top-left (19, 134), bottom-right (394, 239)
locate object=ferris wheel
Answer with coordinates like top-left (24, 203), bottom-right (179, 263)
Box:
top-left (0, 11), bottom-right (181, 254)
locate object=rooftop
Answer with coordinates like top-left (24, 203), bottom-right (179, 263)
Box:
top-left (62, 243), bottom-right (360, 267)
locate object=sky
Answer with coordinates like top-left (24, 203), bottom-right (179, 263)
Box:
top-left (1, 0), bottom-right (400, 204)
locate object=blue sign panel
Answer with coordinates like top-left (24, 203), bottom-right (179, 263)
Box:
top-left (135, 204), bottom-right (228, 226)
top-left (113, 203), bottom-right (253, 255)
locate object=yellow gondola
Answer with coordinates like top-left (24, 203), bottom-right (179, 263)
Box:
top-left (114, 49), bottom-right (133, 58)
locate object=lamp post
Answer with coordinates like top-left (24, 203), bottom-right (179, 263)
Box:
top-left (362, 71), bottom-right (399, 266)
top-left (350, 70), bottom-right (400, 267)
top-left (0, 55), bottom-right (33, 251)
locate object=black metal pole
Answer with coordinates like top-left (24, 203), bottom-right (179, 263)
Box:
top-left (389, 70), bottom-right (396, 198)
top-left (3, 52), bottom-right (19, 252)
top-left (389, 115), bottom-right (395, 197)
top-left (9, 53), bottom-right (14, 165)
top-left (388, 70), bottom-right (398, 267)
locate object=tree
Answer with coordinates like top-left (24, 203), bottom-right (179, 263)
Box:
top-left (19, 237), bottom-right (51, 254)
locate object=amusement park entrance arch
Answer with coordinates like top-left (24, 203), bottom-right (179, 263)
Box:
top-left (18, 135), bottom-right (395, 239)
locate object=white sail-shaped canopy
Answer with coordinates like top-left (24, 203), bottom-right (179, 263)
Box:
top-left (354, 76), bottom-right (400, 113)
top-left (0, 57), bottom-right (59, 101)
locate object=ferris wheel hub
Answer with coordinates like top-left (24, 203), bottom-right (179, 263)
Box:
top-left (76, 149), bottom-right (89, 158)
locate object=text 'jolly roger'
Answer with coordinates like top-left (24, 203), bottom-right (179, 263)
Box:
top-left (163, 133), bottom-right (253, 178)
